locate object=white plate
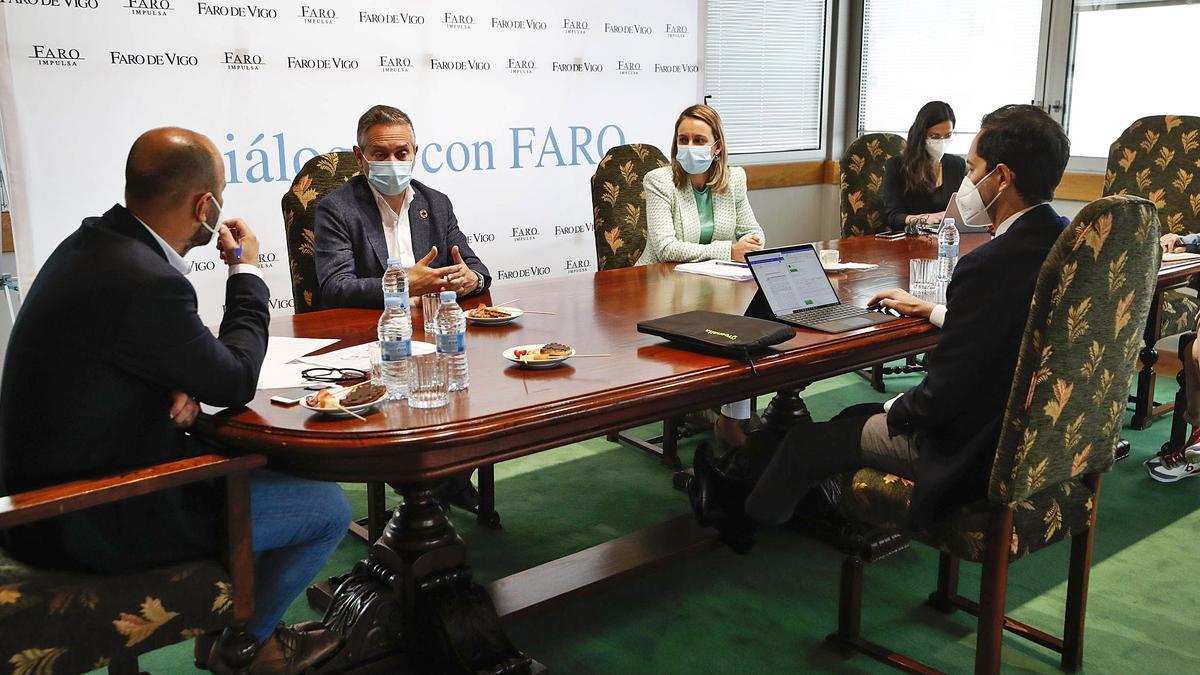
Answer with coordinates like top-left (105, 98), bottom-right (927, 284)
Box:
top-left (503, 343), bottom-right (575, 369)
top-left (466, 306), bottom-right (524, 326)
top-left (300, 387), bottom-right (387, 417)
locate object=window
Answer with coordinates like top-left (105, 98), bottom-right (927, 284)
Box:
top-left (858, 0), bottom-right (1044, 155)
top-left (1064, 1), bottom-right (1200, 158)
top-left (705, 0), bottom-right (828, 156)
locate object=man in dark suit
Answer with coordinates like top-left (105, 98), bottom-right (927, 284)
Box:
top-left (316, 105), bottom-right (488, 510)
top-left (315, 104), bottom-right (490, 308)
top-left (692, 105), bottom-right (1072, 551)
top-left (0, 128), bottom-right (349, 673)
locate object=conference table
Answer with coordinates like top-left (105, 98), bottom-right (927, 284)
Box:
top-left (1133, 254), bottom-right (1200, 430)
top-left (191, 232), bottom-right (980, 673)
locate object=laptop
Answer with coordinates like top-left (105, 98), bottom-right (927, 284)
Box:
top-left (916, 192), bottom-right (972, 235)
top-left (943, 191), bottom-right (963, 226)
top-left (743, 244), bottom-right (900, 333)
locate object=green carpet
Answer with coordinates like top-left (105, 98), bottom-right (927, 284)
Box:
top-left (124, 371), bottom-right (1198, 673)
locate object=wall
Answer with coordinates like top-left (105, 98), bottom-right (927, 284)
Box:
top-left (746, 184), bottom-right (839, 246)
top-left (1051, 199), bottom-right (1089, 220)
top-left (0, 0), bottom-right (702, 324)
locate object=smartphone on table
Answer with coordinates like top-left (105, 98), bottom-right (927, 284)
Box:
top-left (269, 384), bottom-right (331, 405)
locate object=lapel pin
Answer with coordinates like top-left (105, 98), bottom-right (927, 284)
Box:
top-left (419, 208), bottom-right (429, 219)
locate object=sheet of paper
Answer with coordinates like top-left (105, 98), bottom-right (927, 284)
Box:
top-left (673, 260), bottom-right (754, 281)
top-left (823, 261), bottom-right (879, 271)
top-left (256, 337), bottom-right (340, 390)
top-left (1163, 251), bottom-right (1200, 263)
top-left (297, 340), bottom-right (435, 371)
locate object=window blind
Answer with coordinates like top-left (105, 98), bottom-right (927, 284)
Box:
top-left (705, 0), bottom-right (827, 154)
top-left (858, 0), bottom-right (1042, 154)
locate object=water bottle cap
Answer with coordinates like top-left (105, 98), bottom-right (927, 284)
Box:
top-left (942, 218), bottom-right (956, 227)
top-left (440, 290), bottom-right (457, 303)
top-left (386, 258), bottom-right (403, 266)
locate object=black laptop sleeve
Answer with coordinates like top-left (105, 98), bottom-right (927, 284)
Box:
top-left (637, 310), bottom-right (794, 356)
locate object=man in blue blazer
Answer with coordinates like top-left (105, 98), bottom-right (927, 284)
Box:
top-left (315, 105), bottom-right (490, 309)
top-left (692, 106), bottom-right (1073, 552)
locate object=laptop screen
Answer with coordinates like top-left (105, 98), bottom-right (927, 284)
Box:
top-left (745, 244), bottom-right (840, 315)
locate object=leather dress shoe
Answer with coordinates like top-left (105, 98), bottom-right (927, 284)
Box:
top-left (690, 443), bottom-right (758, 554)
top-left (195, 622), bottom-right (324, 670)
top-left (206, 623), bottom-right (340, 674)
top-left (437, 477), bottom-right (481, 512)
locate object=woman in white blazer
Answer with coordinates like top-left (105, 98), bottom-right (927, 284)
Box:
top-left (637, 104), bottom-right (765, 265)
top-left (639, 105), bottom-right (766, 445)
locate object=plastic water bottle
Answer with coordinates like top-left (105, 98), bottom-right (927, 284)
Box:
top-left (378, 258), bottom-right (412, 399)
top-left (937, 217), bottom-right (959, 282)
top-left (435, 290), bottom-right (469, 391)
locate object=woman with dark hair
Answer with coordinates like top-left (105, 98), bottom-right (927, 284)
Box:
top-left (881, 101), bottom-right (966, 232)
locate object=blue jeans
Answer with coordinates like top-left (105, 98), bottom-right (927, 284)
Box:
top-left (248, 471), bottom-right (351, 641)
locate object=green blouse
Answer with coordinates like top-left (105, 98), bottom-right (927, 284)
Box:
top-left (692, 186), bottom-right (714, 245)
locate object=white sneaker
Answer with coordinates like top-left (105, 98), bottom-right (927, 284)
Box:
top-left (1146, 447), bottom-right (1200, 482)
top-left (1146, 428), bottom-right (1200, 470)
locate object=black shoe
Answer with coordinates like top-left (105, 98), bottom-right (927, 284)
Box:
top-left (689, 443), bottom-right (718, 525)
top-left (437, 476), bottom-right (480, 512)
top-left (691, 443), bottom-right (758, 554)
top-left (1115, 438), bottom-right (1131, 462)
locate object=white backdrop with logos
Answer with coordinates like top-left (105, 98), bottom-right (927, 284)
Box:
top-left (0, 0), bottom-right (701, 322)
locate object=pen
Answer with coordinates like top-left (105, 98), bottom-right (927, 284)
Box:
top-left (715, 261), bottom-right (747, 268)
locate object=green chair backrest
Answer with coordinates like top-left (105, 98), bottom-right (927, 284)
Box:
top-left (591, 143), bottom-right (669, 270)
top-left (990, 195), bottom-right (1161, 505)
top-left (1104, 115), bottom-right (1200, 236)
top-left (280, 151), bottom-right (360, 313)
top-left (839, 133), bottom-right (905, 237)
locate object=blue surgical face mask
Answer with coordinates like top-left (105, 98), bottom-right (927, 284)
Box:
top-left (366, 160), bottom-right (413, 196)
top-left (676, 145), bottom-right (714, 176)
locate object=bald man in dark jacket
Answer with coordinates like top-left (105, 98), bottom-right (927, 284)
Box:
top-left (0, 128), bottom-right (348, 673)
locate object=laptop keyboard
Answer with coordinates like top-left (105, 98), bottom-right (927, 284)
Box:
top-left (780, 303), bottom-right (866, 325)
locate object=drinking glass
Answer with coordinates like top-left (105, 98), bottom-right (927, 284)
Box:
top-left (909, 259), bottom-right (940, 301)
top-left (367, 342), bottom-right (383, 385)
top-left (407, 353), bottom-right (449, 409)
top-left (421, 292), bottom-right (442, 336)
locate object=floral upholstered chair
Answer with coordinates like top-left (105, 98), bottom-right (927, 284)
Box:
top-left (840, 133), bottom-right (916, 390)
top-left (1105, 115), bottom-right (1200, 429)
top-left (839, 133), bottom-right (905, 237)
top-left (590, 143), bottom-right (688, 469)
top-left (828, 195), bottom-right (1161, 674)
top-left (591, 144), bottom-right (669, 270)
top-left (1105, 116), bottom-right (1200, 336)
top-left (0, 454), bottom-right (263, 675)
top-left (281, 151), bottom-right (361, 314)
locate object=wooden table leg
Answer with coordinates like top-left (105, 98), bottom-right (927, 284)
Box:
top-left (763, 387), bottom-right (813, 430)
top-left (475, 464), bottom-right (501, 528)
top-left (313, 482), bottom-right (539, 674)
top-left (1131, 290), bottom-right (1164, 430)
top-left (1164, 333), bottom-right (1196, 455)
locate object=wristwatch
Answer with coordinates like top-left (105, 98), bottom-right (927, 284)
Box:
top-left (471, 270), bottom-right (484, 294)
